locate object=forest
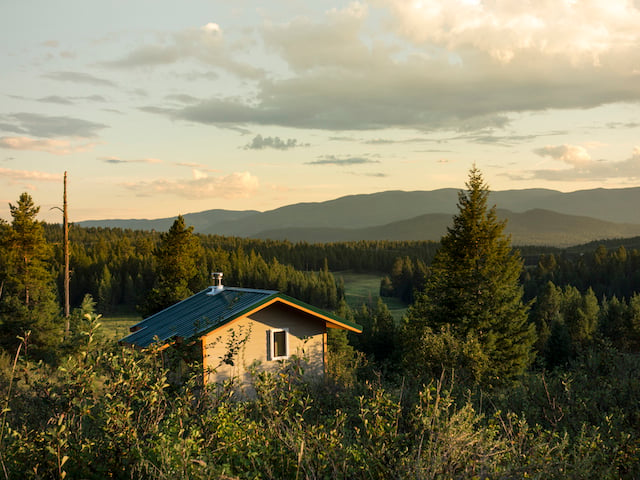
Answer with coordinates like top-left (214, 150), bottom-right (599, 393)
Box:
top-left (1, 168), bottom-right (640, 478)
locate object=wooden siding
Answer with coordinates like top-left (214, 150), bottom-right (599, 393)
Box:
top-left (202, 302), bottom-right (326, 385)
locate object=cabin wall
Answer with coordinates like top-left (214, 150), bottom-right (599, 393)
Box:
top-left (202, 302), bottom-right (326, 385)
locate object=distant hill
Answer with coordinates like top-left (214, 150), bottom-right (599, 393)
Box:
top-left (78, 209), bottom-right (259, 232)
top-left (253, 209), bottom-right (640, 247)
top-left (77, 187), bottom-right (640, 247)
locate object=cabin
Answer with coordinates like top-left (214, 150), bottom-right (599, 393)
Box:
top-left (121, 273), bottom-right (362, 385)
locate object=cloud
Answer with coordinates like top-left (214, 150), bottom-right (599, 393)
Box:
top-left (244, 134), bottom-right (309, 150)
top-left (100, 156), bottom-right (162, 164)
top-left (534, 144), bottom-right (593, 166)
top-left (384, 0), bottom-right (640, 65)
top-left (43, 71), bottom-right (117, 87)
top-left (123, 171), bottom-right (259, 199)
top-left (159, 46), bottom-right (637, 132)
top-left (103, 23), bottom-right (263, 79)
top-left (0, 137), bottom-right (98, 155)
top-left (0, 167), bottom-right (61, 182)
top-left (0, 113), bottom-right (107, 138)
top-left (263, 2), bottom-right (371, 73)
top-left (307, 155), bottom-right (379, 166)
top-left (453, 130), bottom-right (567, 147)
top-left (364, 138), bottom-right (396, 145)
top-left (37, 95), bottom-right (74, 105)
top-left (132, 1), bottom-right (640, 134)
top-left (505, 146), bottom-right (640, 182)
top-left (357, 172), bottom-right (388, 177)
top-left (606, 121), bottom-right (640, 129)
top-left (174, 161), bottom-right (211, 169)
top-left (83, 95), bottom-right (107, 103)
top-left (165, 94), bottom-right (200, 105)
top-left (22, 94), bottom-right (107, 106)
top-left (192, 169), bottom-right (208, 180)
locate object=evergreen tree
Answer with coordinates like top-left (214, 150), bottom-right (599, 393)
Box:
top-left (403, 167), bottom-right (536, 383)
top-left (0, 193), bottom-right (62, 358)
top-left (369, 297), bottom-right (398, 363)
top-left (529, 281), bottom-right (562, 354)
top-left (561, 285), bottom-right (599, 350)
top-left (139, 215), bottom-right (204, 317)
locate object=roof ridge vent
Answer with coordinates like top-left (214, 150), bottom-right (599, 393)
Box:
top-left (208, 272), bottom-right (224, 295)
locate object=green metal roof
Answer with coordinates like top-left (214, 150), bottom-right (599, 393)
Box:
top-left (121, 286), bottom-right (361, 348)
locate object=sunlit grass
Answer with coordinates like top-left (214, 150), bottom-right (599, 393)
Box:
top-left (100, 314), bottom-right (141, 340)
top-left (337, 271), bottom-right (407, 321)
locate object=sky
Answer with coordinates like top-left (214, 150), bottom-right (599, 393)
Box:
top-left (2, 0), bottom-right (640, 223)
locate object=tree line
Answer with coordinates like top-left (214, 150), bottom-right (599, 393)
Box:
top-left (3, 175), bottom-right (640, 372)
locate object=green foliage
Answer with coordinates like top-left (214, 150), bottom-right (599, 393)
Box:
top-left (403, 324), bottom-right (490, 384)
top-left (403, 167), bottom-right (536, 383)
top-left (2, 334), bottom-right (638, 479)
top-left (350, 298), bottom-right (399, 368)
top-left (382, 256), bottom-right (428, 303)
top-left (139, 215), bottom-right (205, 317)
top-left (0, 193), bottom-right (62, 359)
top-left (524, 243), bottom-right (640, 304)
top-left (531, 282), bottom-right (602, 368)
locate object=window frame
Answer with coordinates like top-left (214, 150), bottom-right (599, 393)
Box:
top-left (269, 328), bottom-right (290, 360)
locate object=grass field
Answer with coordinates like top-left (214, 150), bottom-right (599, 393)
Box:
top-left (336, 271), bottom-right (407, 321)
top-left (100, 314), bottom-right (141, 340)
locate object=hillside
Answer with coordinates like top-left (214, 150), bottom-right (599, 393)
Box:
top-left (77, 186), bottom-right (640, 246)
top-left (252, 209), bottom-right (640, 247)
top-left (78, 209), bottom-right (258, 232)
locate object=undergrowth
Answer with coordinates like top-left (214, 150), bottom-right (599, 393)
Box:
top-left (1, 315), bottom-right (639, 479)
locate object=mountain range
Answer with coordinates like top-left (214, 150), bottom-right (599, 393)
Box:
top-left (78, 187), bottom-right (640, 247)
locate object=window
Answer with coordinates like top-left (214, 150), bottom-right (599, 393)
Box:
top-left (269, 328), bottom-right (289, 360)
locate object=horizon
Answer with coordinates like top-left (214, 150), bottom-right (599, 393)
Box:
top-left (19, 183), bottom-right (640, 224)
top-left (3, 1), bottom-right (640, 223)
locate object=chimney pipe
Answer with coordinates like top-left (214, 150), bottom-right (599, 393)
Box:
top-left (209, 272), bottom-right (224, 294)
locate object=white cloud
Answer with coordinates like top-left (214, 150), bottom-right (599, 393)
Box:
top-left (0, 167), bottom-right (61, 182)
top-left (144, 0), bottom-right (639, 134)
top-left (124, 172), bottom-right (259, 199)
top-left (192, 169), bottom-right (208, 180)
top-left (202, 22), bottom-right (221, 34)
top-left (0, 137), bottom-right (98, 155)
top-left (383, 0), bottom-right (640, 66)
top-left (174, 161), bottom-right (211, 169)
top-left (534, 144), bottom-right (593, 166)
top-left (508, 146), bottom-right (640, 182)
top-left (264, 2), bottom-right (372, 73)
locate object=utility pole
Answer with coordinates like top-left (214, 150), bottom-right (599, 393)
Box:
top-left (63, 171), bottom-right (70, 330)
top-left (51, 172), bottom-right (71, 334)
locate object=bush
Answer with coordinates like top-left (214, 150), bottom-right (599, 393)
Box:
top-left (1, 328), bottom-right (639, 479)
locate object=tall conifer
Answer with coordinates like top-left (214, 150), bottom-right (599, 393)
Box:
top-left (139, 215), bottom-right (204, 317)
top-left (403, 167), bottom-right (536, 382)
top-left (0, 193), bottom-right (61, 357)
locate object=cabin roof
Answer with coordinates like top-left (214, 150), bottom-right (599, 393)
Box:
top-left (121, 286), bottom-right (362, 348)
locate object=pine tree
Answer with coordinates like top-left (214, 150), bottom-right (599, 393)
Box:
top-left (403, 167), bottom-right (536, 383)
top-left (139, 215), bottom-right (204, 317)
top-left (0, 193), bottom-right (62, 358)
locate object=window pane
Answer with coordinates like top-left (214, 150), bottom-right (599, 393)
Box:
top-left (273, 330), bottom-right (287, 358)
